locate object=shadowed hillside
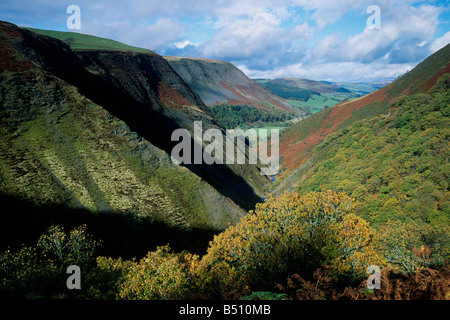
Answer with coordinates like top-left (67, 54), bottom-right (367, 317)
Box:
top-left (0, 21), bottom-right (270, 254)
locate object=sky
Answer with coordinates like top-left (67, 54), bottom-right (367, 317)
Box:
top-left (0, 0), bottom-right (449, 82)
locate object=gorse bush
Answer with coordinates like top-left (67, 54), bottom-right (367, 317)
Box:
top-left (200, 190), bottom-right (384, 291)
top-left (0, 191), bottom-right (447, 299)
top-left (118, 246), bottom-right (199, 300)
top-left (0, 224), bottom-right (101, 299)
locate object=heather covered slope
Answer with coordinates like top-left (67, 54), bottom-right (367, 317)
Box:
top-left (277, 44), bottom-right (450, 173)
top-left (272, 44), bottom-right (450, 230)
top-left (0, 21), bottom-right (270, 253)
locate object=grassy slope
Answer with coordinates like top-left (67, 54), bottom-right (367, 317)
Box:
top-left (25, 27), bottom-right (150, 53)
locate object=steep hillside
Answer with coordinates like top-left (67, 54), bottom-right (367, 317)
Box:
top-left (277, 44), bottom-right (450, 173)
top-left (0, 21), bottom-right (269, 256)
top-left (163, 56), bottom-right (302, 116)
top-left (272, 44), bottom-right (450, 229)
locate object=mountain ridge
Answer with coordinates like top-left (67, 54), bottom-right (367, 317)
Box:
top-left (0, 21), bottom-right (270, 253)
top-left (277, 43), bottom-right (450, 174)
top-left (163, 56), bottom-right (299, 114)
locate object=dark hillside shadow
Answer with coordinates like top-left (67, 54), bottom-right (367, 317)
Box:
top-left (20, 29), bottom-right (262, 210)
top-left (0, 193), bottom-right (217, 259)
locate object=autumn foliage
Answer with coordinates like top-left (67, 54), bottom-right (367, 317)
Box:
top-left (200, 190), bottom-right (384, 292)
top-left (275, 263), bottom-right (450, 300)
top-left (117, 245), bottom-right (199, 300)
top-left (0, 190), bottom-right (448, 300)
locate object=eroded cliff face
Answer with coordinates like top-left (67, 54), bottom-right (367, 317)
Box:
top-left (0, 21), bottom-right (269, 251)
top-left (164, 56), bottom-right (294, 111)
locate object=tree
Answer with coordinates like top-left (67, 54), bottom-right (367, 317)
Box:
top-left (0, 224), bottom-right (102, 299)
top-left (200, 190), bottom-right (384, 291)
top-left (37, 224), bottom-right (102, 266)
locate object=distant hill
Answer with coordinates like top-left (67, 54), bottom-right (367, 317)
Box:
top-left (324, 80), bottom-right (391, 96)
top-left (164, 56), bottom-right (293, 111)
top-left (164, 56), bottom-right (311, 129)
top-left (254, 78), bottom-right (389, 114)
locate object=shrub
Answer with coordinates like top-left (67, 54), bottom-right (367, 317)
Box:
top-left (0, 224), bottom-right (101, 299)
top-left (376, 220), bottom-right (450, 274)
top-left (37, 224), bottom-right (102, 266)
top-left (200, 190), bottom-right (384, 292)
top-left (366, 176), bottom-right (382, 193)
top-left (118, 245), bottom-right (199, 300)
top-left (0, 245), bottom-right (59, 299)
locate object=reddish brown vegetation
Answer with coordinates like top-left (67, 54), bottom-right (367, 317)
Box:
top-left (219, 81), bottom-right (291, 111)
top-left (423, 63), bottom-right (450, 92)
top-left (274, 264), bottom-right (450, 300)
top-left (279, 86), bottom-right (389, 172)
top-left (157, 81), bottom-right (193, 110)
top-left (0, 24), bottom-right (35, 72)
top-left (278, 82), bottom-right (396, 172)
top-left (279, 60), bottom-right (450, 173)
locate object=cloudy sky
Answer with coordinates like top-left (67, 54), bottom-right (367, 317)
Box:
top-left (1, 0), bottom-right (449, 82)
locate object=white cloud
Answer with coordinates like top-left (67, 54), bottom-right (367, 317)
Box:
top-left (242, 60), bottom-right (413, 82)
top-left (201, 10), bottom-right (313, 63)
top-left (309, 0), bottom-right (361, 29)
top-left (117, 18), bottom-right (185, 50)
top-left (222, 2), bottom-right (443, 82)
top-left (1, 0), bottom-right (447, 82)
top-left (173, 40), bottom-right (199, 49)
top-left (430, 31), bottom-right (450, 54)
top-left (309, 4), bottom-right (441, 63)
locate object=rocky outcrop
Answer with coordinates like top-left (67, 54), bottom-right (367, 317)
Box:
top-left (164, 56), bottom-right (293, 112)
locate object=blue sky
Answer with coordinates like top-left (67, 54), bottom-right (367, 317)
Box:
top-left (1, 0), bottom-right (449, 82)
